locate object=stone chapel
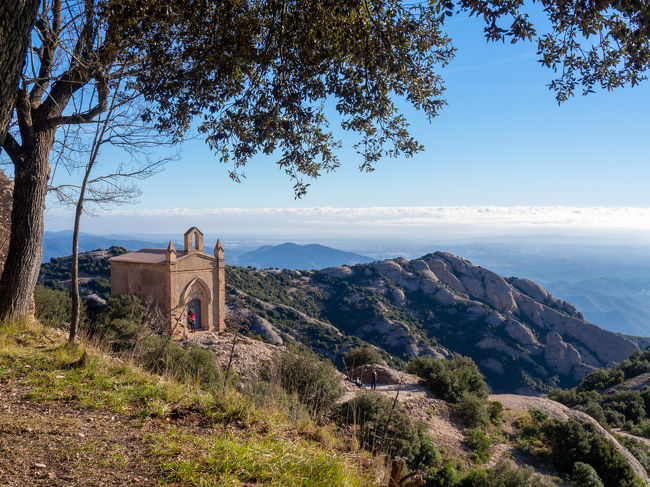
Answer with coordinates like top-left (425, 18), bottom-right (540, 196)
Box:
top-left (109, 227), bottom-right (225, 336)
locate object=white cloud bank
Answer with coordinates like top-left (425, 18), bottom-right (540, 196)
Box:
top-left (45, 206), bottom-right (650, 241)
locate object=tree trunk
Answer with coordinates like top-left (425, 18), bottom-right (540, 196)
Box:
top-left (69, 157), bottom-right (94, 342)
top-left (69, 200), bottom-right (83, 342)
top-left (0, 132), bottom-right (52, 317)
top-left (0, 0), bottom-right (40, 142)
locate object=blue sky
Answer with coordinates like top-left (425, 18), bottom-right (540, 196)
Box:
top-left (44, 13), bottom-right (650, 238)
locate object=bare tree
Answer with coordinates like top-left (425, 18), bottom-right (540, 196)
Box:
top-left (0, 0), bottom-right (130, 316)
top-left (48, 74), bottom-right (173, 343)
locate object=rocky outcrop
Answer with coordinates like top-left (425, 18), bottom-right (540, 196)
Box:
top-left (250, 315), bottom-right (283, 345)
top-left (544, 331), bottom-right (582, 376)
top-left (350, 252), bottom-right (637, 383)
top-left (229, 250), bottom-right (639, 392)
top-left (411, 252), bottom-right (636, 380)
top-left (183, 331), bottom-right (281, 383)
top-left (318, 265), bottom-right (354, 279)
top-left (493, 394), bottom-right (650, 486)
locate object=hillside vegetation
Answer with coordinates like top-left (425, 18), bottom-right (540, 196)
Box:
top-left (549, 347), bottom-right (650, 439)
top-left (39, 248), bottom-right (643, 395)
top-left (30, 248), bottom-right (650, 485)
top-left (5, 283), bottom-right (649, 486)
top-left (0, 317), bottom-right (380, 486)
top-left (226, 253), bottom-right (640, 393)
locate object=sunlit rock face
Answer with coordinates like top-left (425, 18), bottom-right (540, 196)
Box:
top-left (224, 250), bottom-right (640, 393)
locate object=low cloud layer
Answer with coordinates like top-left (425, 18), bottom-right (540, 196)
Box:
top-left (46, 206), bottom-right (650, 241)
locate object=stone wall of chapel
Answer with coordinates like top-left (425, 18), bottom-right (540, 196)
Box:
top-left (169, 254), bottom-right (217, 336)
top-left (110, 262), bottom-right (168, 308)
top-left (111, 238), bottom-right (225, 336)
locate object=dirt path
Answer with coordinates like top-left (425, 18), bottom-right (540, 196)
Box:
top-left (492, 394), bottom-right (650, 486)
top-left (613, 428), bottom-right (650, 448)
top-left (340, 381), bottom-right (433, 404)
top-left (0, 385), bottom-right (158, 486)
top-left (605, 372), bottom-right (650, 393)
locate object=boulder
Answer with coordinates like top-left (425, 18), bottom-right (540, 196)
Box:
top-left (318, 265), bottom-right (354, 279)
top-left (505, 320), bottom-right (539, 346)
top-left (251, 315), bottom-right (283, 345)
top-left (348, 364), bottom-right (416, 385)
top-left (544, 331), bottom-right (581, 375)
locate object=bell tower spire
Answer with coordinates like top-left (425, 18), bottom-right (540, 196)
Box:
top-left (166, 240), bottom-right (177, 263)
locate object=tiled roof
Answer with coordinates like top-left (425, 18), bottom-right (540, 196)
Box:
top-left (110, 249), bottom-right (189, 264)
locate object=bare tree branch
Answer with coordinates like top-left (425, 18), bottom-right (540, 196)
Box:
top-left (1, 132), bottom-right (25, 165)
top-left (46, 74), bottom-right (108, 127)
top-left (30, 0), bottom-right (63, 108)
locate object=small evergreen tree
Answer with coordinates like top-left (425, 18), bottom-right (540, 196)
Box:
top-left (343, 346), bottom-right (383, 369)
top-left (571, 462), bottom-right (604, 487)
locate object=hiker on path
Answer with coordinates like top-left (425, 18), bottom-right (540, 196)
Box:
top-left (371, 369), bottom-right (377, 390)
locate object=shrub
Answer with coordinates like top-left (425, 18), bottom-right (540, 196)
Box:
top-left (413, 433), bottom-right (442, 471)
top-left (578, 368), bottom-right (624, 392)
top-left (618, 436), bottom-right (650, 476)
top-left (141, 336), bottom-right (222, 389)
top-left (34, 284), bottom-right (83, 328)
top-left (339, 391), bottom-right (422, 460)
top-left (642, 387), bottom-right (650, 416)
top-left (571, 462), bottom-right (604, 487)
top-left (456, 393), bottom-right (489, 428)
top-left (98, 294), bottom-right (147, 324)
top-left (574, 401), bottom-right (607, 425)
top-left (339, 391), bottom-right (441, 472)
top-left (602, 391), bottom-right (646, 425)
top-left (481, 462), bottom-right (551, 486)
top-left (406, 354), bottom-right (488, 403)
top-left (529, 408), bottom-right (548, 423)
top-left (457, 470), bottom-right (488, 487)
top-left (541, 419), bottom-right (641, 487)
top-left (425, 461), bottom-right (460, 487)
top-left (465, 429), bottom-right (491, 463)
top-left (343, 346), bottom-right (383, 369)
top-left (270, 347), bottom-right (344, 417)
top-left (487, 400), bottom-right (504, 426)
top-left (433, 462), bottom-right (553, 487)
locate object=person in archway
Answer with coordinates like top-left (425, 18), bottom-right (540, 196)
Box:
top-left (188, 308), bottom-right (196, 332)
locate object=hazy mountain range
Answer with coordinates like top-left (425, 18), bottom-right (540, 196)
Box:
top-left (41, 231), bottom-right (650, 337)
top-left (229, 242), bottom-right (373, 269)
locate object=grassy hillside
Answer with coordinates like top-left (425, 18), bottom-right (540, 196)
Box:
top-left (0, 318), bottom-right (380, 486)
top-left (6, 283), bottom-right (650, 487)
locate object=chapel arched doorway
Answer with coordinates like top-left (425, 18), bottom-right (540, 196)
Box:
top-left (181, 277), bottom-right (211, 332)
top-left (188, 299), bottom-right (202, 329)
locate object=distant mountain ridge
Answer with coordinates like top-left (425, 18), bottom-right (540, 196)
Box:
top-left (42, 231), bottom-right (170, 262)
top-left (231, 242), bottom-right (373, 270)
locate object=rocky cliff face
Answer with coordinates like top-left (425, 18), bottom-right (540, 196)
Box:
top-left (227, 252), bottom-right (640, 393)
